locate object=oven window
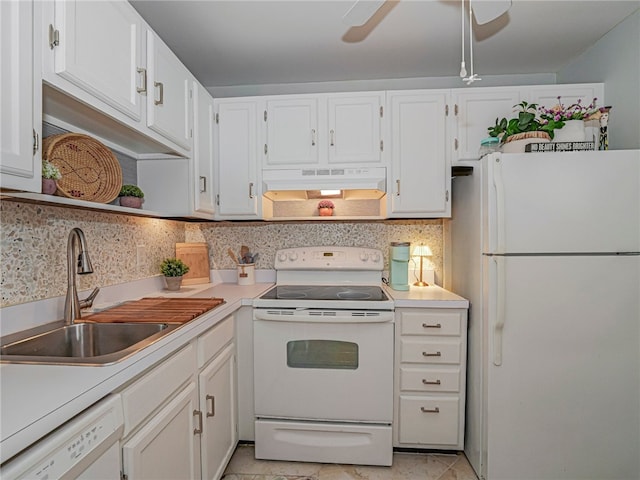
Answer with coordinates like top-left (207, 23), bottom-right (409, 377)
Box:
top-left (286, 340), bottom-right (359, 370)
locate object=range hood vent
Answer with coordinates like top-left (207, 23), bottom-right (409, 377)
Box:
top-left (262, 167), bottom-right (386, 192)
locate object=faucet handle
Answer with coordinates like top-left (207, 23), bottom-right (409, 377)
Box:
top-left (80, 287), bottom-right (100, 309)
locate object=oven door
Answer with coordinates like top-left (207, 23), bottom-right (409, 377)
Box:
top-left (253, 311), bottom-right (394, 423)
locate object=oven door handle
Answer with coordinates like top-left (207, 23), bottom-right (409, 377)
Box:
top-left (253, 309), bottom-right (394, 323)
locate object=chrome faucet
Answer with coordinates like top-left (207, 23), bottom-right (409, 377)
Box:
top-left (64, 228), bottom-right (100, 325)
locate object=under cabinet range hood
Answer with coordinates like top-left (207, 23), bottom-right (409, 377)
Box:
top-left (262, 167), bottom-right (386, 195)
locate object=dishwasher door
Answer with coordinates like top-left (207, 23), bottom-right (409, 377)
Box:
top-left (0, 394), bottom-right (124, 479)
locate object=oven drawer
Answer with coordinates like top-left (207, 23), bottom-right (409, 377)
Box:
top-left (399, 310), bottom-right (463, 336)
top-left (400, 366), bottom-right (461, 393)
top-left (398, 395), bottom-right (460, 446)
top-left (400, 339), bottom-right (461, 364)
top-left (255, 419), bottom-right (392, 466)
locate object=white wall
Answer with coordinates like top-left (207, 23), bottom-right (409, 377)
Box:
top-left (557, 10), bottom-right (640, 150)
top-left (207, 73), bottom-right (556, 98)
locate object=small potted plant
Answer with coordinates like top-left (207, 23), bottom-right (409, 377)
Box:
top-left (41, 160), bottom-right (62, 195)
top-left (160, 258), bottom-right (190, 291)
top-left (118, 185), bottom-right (144, 209)
top-left (488, 101), bottom-right (563, 152)
top-left (318, 199), bottom-right (335, 217)
top-left (539, 96), bottom-right (599, 143)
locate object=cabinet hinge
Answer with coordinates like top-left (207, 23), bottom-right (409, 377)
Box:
top-left (121, 472), bottom-right (128, 480)
top-left (189, 89), bottom-right (193, 99)
top-left (446, 190), bottom-right (450, 202)
top-left (215, 113), bottom-right (219, 124)
top-left (264, 110), bottom-right (267, 122)
top-left (380, 140), bottom-right (384, 152)
top-left (454, 138), bottom-right (459, 150)
top-left (48, 25), bottom-right (60, 49)
top-left (216, 194), bottom-right (220, 206)
top-left (264, 144), bottom-right (268, 155)
top-left (33, 129), bottom-right (39, 155)
top-left (379, 106), bottom-right (383, 118)
top-left (455, 104), bottom-right (459, 116)
top-left (445, 104), bottom-right (449, 116)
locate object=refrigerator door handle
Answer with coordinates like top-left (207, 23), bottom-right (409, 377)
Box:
top-left (493, 256), bottom-right (506, 366)
top-left (492, 156), bottom-right (506, 253)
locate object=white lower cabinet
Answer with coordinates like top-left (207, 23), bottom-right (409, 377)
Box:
top-left (394, 308), bottom-right (468, 450)
top-left (120, 315), bottom-right (237, 480)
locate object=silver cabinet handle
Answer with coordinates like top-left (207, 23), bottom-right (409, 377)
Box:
top-left (199, 176), bottom-right (207, 193)
top-left (311, 129), bottom-right (316, 146)
top-left (330, 129), bottom-right (335, 146)
top-left (206, 394), bottom-right (215, 417)
top-left (154, 81), bottom-right (164, 106)
top-left (137, 68), bottom-right (147, 94)
top-left (396, 179), bottom-right (400, 196)
top-left (421, 406), bottom-right (440, 413)
top-left (249, 182), bottom-right (254, 199)
top-left (422, 351), bottom-right (442, 357)
top-left (422, 378), bottom-right (441, 385)
top-left (422, 323), bottom-right (442, 329)
top-left (193, 410), bottom-right (203, 434)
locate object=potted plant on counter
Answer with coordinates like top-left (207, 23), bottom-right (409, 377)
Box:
top-left (118, 185), bottom-right (145, 209)
top-left (41, 160), bottom-right (62, 195)
top-left (318, 199), bottom-right (335, 216)
top-left (160, 258), bottom-right (190, 291)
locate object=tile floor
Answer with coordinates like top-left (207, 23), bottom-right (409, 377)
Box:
top-left (222, 444), bottom-right (479, 480)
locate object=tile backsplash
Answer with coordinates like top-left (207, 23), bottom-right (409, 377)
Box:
top-left (1, 200), bottom-right (443, 308)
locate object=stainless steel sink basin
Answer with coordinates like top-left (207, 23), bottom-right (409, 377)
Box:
top-left (0, 322), bottom-right (181, 366)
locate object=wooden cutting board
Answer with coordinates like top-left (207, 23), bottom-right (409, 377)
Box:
top-left (83, 297), bottom-right (224, 324)
top-left (175, 242), bottom-right (210, 285)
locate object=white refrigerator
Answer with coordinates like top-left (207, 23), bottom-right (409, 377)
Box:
top-left (450, 150), bottom-right (640, 480)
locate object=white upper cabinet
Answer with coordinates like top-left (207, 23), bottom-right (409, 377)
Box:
top-left (263, 92), bottom-right (385, 169)
top-left (1, 0), bottom-right (42, 193)
top-left (327, 92), bottom-right (384, 165)
top-left (450, 87), bottom-right (522, 162)
top-left (387, 91), bottom-right (450, 218)
top-left (48, 0), bottom-right (143, 121)
top-left (524, 83), bottom-right (604, 111)
top-left (193, 82), bottom-right (216, 217)
top-left (264, 96), bottom-right (319, 167)
top-left (214, 99), bottom-right (261, 219)
top-left (146, 29), bottom-right (192, 151)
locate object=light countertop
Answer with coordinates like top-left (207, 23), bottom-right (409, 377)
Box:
top-left (384, 284), bottom-right (469, 308)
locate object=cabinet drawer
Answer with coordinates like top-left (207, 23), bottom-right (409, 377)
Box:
top-left (400, 339), bottom-right (461, 364)
top-left (197, 314), bottom-right (234, 368)
top-left (121, 343), bottom-right (195, 436)
top-left (400, 367), bottom-right (460, 393)
top-left (398, 395), bottom-right (459, 446)
top-left (400, 310), bottom-right (463, 336)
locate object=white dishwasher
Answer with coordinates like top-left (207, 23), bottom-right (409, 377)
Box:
top-left (1, 394), bottom-right (124, 480)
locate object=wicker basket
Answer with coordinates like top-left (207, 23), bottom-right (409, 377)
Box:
top-left (43, 133), bottom-right (123, 203)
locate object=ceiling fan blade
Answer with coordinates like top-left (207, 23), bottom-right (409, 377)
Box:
top-left (342, 0), bottom-right (386, 27)
top-left (471, 0), bottom-right (512, 25)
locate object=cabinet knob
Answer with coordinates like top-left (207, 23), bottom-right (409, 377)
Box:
top-left (422, 323), bottom-right (442, 329)
top-left (422, 351), bottom-right (442, 357)
top-left (137, 68), bottom-right (147, 94)
top-left (422, 378), bottom-right (441, 385)
top-left (154, 81), bottom-right (164, 106)
top-left (193, 410), bottom-right (203, 434)
top-left (420, 406), bottom-right (440, 413)
top-left (199, 176), bottom-right (207, 193)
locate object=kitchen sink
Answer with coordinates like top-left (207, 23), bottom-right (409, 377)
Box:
top-left (0, 322), bottom-right (181, 366)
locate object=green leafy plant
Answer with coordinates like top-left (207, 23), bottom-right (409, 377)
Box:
top-left (42, 160), bottom-right (62, 180)
top-left (160, 258), bottom-right (190, 277)
top-left (119, 185), bottom-right (144, 198)
top-left (488, 101), bottom-right (564, 141)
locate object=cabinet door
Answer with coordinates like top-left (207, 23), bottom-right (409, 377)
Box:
top-left (193, 82), bottom-right (216, 216)
top-left (264, 97), bottom-right (319, 167)
top-left (388, 91), bottom-right (450, 217)
top-left (51, 0), bottom-right (143, 121)
top-left (122, 382), bottom-right (201, 480)
top-left (1, 0), bottom-right (41, 193)
top-left (327, 93), bottom-right (383, 165)
top-left (147, 30), bottom-right (192, 150)
top-left (215, 100), bottom-right (260, 218)
top-left (452, 87), bottom-right (522, 161)
top-left (199, 344), bottom-right (237, 480)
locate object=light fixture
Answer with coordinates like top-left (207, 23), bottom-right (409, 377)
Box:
top-left (412, 244), bottom-right (433, 287)
top-left (460, 0), bottom-right (482, 85)
top-left (320, 190), bottom-right (341, 196)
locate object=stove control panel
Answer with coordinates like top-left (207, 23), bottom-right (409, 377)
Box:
top-left (275, 246), bottom-right (383, 270)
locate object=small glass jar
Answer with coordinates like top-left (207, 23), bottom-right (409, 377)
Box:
top-left (478, 137), bottom-right (501, 157)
